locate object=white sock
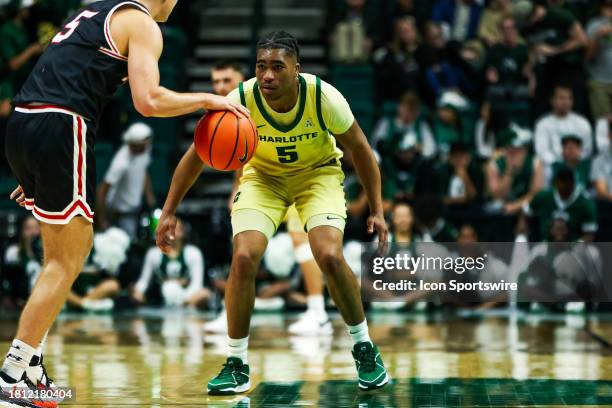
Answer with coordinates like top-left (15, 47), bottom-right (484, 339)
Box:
top-left (227, 336), bottom-right (249, 365)
top-left (347, 319), bottom-right (371, 345)
top-left (307, 295), bottom-right (326, 318)
top-left (31, 331), bottom-right (48, 366)
top-left (2, 340), bottom-right (36, 382)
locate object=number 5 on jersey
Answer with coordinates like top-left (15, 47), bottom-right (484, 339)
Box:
top-left (276, 146), bottom-right (298, 163)
top-left (52, 10), bottom-right (99, 44)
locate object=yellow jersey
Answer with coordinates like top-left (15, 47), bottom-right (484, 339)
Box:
top-left (228, 73), bottom-right (354, 176)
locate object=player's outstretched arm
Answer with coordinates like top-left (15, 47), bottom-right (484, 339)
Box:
top-left (156, 144), bottom-right (204, 253)
top-left (121, 10), bottom-right (248, 118)
top-left (336, 121), bottom-right (388, 249)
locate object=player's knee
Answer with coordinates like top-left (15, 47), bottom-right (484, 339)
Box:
top-left (315, 248), bottom-right (345, 275)
top-left (232, 249), bottom-right (261, 278)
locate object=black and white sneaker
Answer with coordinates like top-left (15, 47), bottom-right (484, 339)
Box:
top-left (0, 373), bottom-right (45, 408)
top-left (26, 356), bottom-right (56, 392)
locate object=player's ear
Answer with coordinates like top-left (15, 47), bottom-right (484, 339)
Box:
top-left (295, 63), bottom-right (301, 76)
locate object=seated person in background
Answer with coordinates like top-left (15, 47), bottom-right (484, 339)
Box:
top-left (414, 194), bottom-right (458, 242)
top-left (519, 216), bottom-right (602, 311)
top-left (478, 0), bottom-right (514, 46)
top-left (435, 142), bottom-right (484, 207)
top-left (523, 166), bottom-right (597, 242)
top-left (534, 85), bottom-right (592, 167)
top-left (591, 124), bottom-right (612, 203)
top-left (253, 233), bottom-right (307, 312)
top-left (133, 219), bottom-right (210, 308)
top-left (431, 0), bottom-right (483, 42)
top-left (330, 0), bottom-right (378, 63)
top-left (380, 131), bottom-right (435, 213)
top-left (484, 15), bottom-right (531, 100)
top-left (594, 116), bottom-right (611, 153)
top-left (586, 0), bottom-right (612, 119)
top-left (373, 92), bottom-right (436, 158)
top-left (3, 216), bottom-right (41, 302)
top-left (96, 122), bottom-right (156, 238)
top-left (66, 228), bottom-right (128, 312)
top-left (373, 16), bottom-right (421, 102)
top-left (550, 134), bottom-right (592, 191)
top-left (485, 127), bottom-right (545, 215)
top-left (433, 91), bottom-right (469, 157)
top-left (387, 202), bottom-right (420, 244)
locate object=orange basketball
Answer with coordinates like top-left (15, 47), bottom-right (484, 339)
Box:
top-left (194, 110), bottom-right (258, 171)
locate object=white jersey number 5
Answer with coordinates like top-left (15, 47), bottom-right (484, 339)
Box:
top-left (52, 10), bottom-right (99, 44)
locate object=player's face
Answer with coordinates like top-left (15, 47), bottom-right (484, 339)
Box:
top-left (155, 0), bottom-right (178, 22)
top-left (211, 68), bottom-right (243, 97)
top-left (256, 49), bottom-right (299, 101)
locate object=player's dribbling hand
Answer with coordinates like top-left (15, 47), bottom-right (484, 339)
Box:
top-left (10, 185), bottom-right (26, 208)
top-left (204, 95), bottom-right (250, 119)
top-left (156, 212), bottom-right (177, 254)
top-left (367, 212), bottom-right (389, 255)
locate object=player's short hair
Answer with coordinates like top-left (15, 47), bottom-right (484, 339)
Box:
top-left (212, 59), bottom-right (243, 74)
top-left (256, 31), bottom-right (300, 61)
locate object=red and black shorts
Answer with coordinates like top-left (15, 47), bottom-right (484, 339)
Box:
top-left (5, 104), bottom-right (95, 224)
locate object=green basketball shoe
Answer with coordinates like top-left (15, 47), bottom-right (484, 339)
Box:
top-left (207, 357), bottom-right (251, 395)
top-left (352, 341), bottom-right (389, 391)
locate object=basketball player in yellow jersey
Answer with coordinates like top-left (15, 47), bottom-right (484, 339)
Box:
top-left (156, 31), bottom-right (389, 394)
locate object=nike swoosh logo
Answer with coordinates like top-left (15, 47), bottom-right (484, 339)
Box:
top-left (326, 216), bottom-right (342, 220)
top-left (257, 124), bottom-right (266, 128)
top-left (238, 135), bottom-right (249, 163)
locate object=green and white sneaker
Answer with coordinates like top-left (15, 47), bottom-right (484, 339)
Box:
top-left (207, 357), bottom-right (251, 395)
top-left (352, 341), bottom-right (389, 391)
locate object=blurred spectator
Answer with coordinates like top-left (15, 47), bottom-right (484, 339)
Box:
top-left (330, 0), bottom-right (376, 63)
top-left (66, 228), bottom-right (127, 312)
top-left (521, 1), bottom-right (589, 118)
top-left (591, 126), bottom-right (612, 202)
top-left (381, 137), bottom-right (433, 212)
top-left (434, 91), bottom-right (469, 156)
top-left (373, 16), bottom-right (421, 102)
top-left (414, 195), bottom-right (458, 242)
top-left (373, 92), bottom-right (435, 157)
top-left (0, 0), bottom-right (43, 93)
top-left (534, 85), bottom-right (592, 167)
top-left (96, 122), bottom-right (156, 237)
top-left (586, 0), bottom-right (612, 119)
top-left (431, 0), bottom-right (483, 42)
top-left (389, 0), bottom-right (433, 33)
top-left (524, 166), bottom-right (597, 241)
top-left (211, 60), bottom-right (244, 97)
top-left (484, 16), bottom-right (531, 101)
top-left (388, 202), bottom-right (420, 243)
top-left (4, 216), bottom-right (41, 295)
top-left (595, 116), bottom-right (611, 153)
top-left (133, 219), bottom-right (210, 308)
top-left (485, 127), bottom-right (545, 215)
top-left (550, 134), bottom-right (592, 190)
top-left (478, 0), bottom-right (515, 46)
top-left (417, 21), bottom-right (462, 103)
top-left (435, 142), bottom-right (484, 207)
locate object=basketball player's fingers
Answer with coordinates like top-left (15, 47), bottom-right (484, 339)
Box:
top-left (367, 218), bottom-right (374, 234)
top-left (15, 193), bottom-right (25, 203)
top-left (229, 103), bottom-right (249, 119)
top-left (10, 186), bottom-right (22, 200)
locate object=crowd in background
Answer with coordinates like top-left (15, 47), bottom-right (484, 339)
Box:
top-left (1, 0), bottom-right (612, 314)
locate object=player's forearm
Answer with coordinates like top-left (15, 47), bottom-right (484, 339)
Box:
top-left (162, 145), bottom-right (205, 215)
top-left (136, 87), bottom-right (213, 118)
top-left (351, 145), bottom-right (384, 215)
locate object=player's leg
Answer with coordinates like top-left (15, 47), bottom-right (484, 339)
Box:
top-left (308, 225), bottom-right (389, 391)
top-left (296, 166), bottom-right (388, 391)
top-left (207, 168), bottom-right (286, 395)
top-left (286, 206), bottom-right (331, 336)
top-left (1, 217), bottom-right (92, 408)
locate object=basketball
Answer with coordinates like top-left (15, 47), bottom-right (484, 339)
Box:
top-left (194, 110), bottom-right (258, 171)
